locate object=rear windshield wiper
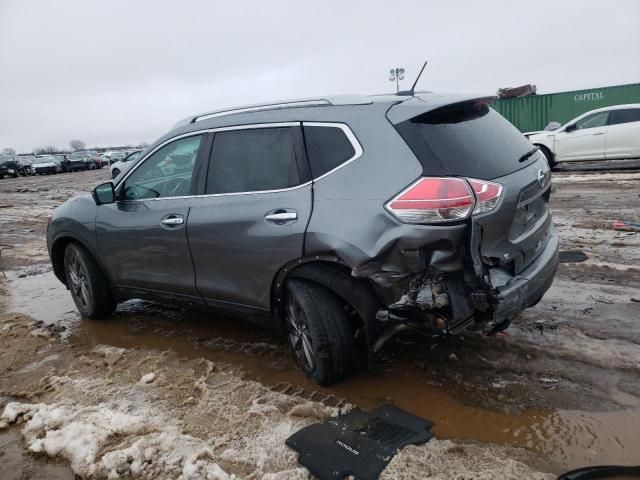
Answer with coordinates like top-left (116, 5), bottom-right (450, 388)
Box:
top-left (518, 146), bottom-right (539, 163)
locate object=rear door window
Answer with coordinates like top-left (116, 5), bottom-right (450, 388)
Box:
top-left (206, 127), bottom-right (301, 194)
top-left (393, 104), bottom-right (536, 180)
top-left (610, 108), bottom-right (640, 125)
top-left (303, 124), bottom-right (356, 178)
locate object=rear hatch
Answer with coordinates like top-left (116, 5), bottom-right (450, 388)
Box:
top-left (387, 95), bottom-right (553, 276)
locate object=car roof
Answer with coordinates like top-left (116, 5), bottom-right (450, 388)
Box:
top-left (165, 91), bottom-right (489, 139)
top-left (566, 103), bottom-right (640, 123)
top-left (579, 103), bottom-right (640, 115)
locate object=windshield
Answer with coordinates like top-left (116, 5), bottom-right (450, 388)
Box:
top-left (68, 152), bottom-right (85, 159)
top-left (393, 104), bottom-right (537, 180)
top-left (124, 151), bottom-right (141, 162)
top-left (0, 155), bottom-right (14, 163)
top-left (34, 157), bottom-right (53, 164)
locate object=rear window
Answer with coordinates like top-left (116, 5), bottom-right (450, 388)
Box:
top-left (303, 125), bottom-right (355, 178)
top-left (610, 108), bottom-right (640, 125)
top-left (393, 103), bottom-right (536, 180)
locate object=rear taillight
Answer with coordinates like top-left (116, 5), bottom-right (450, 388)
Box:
top-left (385, 177), bottom-right (475, 224)
top-left (467, 178), bottom-right (503, 215)
top-left (385, 177), bottom-right (503, 224)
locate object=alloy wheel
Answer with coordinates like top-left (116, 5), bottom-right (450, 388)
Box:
top-left (67, 252), bottom-right (90, 308)
top-left (285, 297), bottom-right (316, 372)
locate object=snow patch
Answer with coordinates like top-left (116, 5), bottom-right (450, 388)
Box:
top-left (553, 172), bottom-right (640, 184)
top-left (139, 372), bottom-right (156, 385)
top-left (1, 401), bottom-right (233, 479)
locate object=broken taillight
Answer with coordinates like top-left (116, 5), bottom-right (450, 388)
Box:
top-left (385, 177), bottom-right (502, 224)
top-left (467, 178), bottom-right (503, 215)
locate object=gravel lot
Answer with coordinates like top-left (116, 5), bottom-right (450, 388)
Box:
top-left (1, 165), bottom-right (639, 479)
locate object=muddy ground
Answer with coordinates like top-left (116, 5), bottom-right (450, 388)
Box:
top-left (1, 167), bottom-right (639, 479)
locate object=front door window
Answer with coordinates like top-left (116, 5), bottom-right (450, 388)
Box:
top-left (123, 135), bottom-right (202, 200)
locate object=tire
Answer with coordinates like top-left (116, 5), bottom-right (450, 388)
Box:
top-left (284, 279), bottom-right (354, 385)
top-left (63, 243), bottom-right (116, 319)
top-left (111, 168), bottom-right (120, 179)
top-left (12, 171), bottom-right (18, 178)
top-left (537, 145), bottom-right (556, 169)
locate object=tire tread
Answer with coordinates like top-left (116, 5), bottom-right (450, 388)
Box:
top-left (286, 279), bottom-right (354, 385)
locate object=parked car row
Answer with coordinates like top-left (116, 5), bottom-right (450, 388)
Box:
top-left (99, 150), bottom-right (129, 166)
top-left (0, 154), bottom-right (31, 178)
top-left (0, 149), bottom-right (141, 179)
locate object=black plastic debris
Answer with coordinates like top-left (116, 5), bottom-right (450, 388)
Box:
top-left (558, 250), bottom-right (589, 264)
top-left (557, 465), bottom-right (640, 479)
top-left (286, 404), bottom-right (434, 480)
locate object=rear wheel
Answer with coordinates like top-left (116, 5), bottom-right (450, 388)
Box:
top-left (63, 243), bottom-right (116, 319)
top-left (284, 279), bottom-right (354, 385)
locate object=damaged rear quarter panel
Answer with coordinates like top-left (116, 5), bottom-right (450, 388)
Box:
top-left (303, 111), bottom-right (468, 304)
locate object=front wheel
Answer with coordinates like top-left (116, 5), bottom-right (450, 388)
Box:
top-left (63, 243), bottom-right (116, 319)
top-left (284, 279), bottom-right (354, 385)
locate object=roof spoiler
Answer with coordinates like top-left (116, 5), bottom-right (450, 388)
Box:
top-left (386, 94), bottom-right (497, 125)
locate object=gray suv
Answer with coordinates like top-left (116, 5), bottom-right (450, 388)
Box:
top-left (47, 93), bottom-right (559, 385)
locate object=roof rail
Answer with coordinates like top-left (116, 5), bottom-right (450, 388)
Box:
top-left (171, 100), bottom-right (330, 129)
top-left (171, 95), bottom-right (375, 129)
top-left (194, 99), bottom-right (331, 122)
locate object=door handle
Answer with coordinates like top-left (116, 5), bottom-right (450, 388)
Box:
top-left (592, 132), bottom-right (605, 135)
top-left (160, 215), bottom-right (184, 226)
top-left (265, 212), bottom-right (297, 222)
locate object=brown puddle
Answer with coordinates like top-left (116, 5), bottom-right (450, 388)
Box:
top-left (7, 271), bottom-right (640, 472)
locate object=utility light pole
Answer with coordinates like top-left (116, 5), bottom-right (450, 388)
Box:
top-left (389, 67), bottom-right (405, 93)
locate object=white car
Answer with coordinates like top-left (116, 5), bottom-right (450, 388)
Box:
top-left (528, 104), bottom-right (640, 167)
top-left (32, 156), bottom-right (63, 175)
top-left (110, 150), bottom-right (142, 179)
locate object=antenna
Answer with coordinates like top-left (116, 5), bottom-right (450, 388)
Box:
top-left (398, 60), bottom-right (428, 96)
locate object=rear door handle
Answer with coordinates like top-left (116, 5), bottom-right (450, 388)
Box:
top-left (160, 215), bottom-right (184, 227)
top-left (265, 212), bottom-right (297, 222)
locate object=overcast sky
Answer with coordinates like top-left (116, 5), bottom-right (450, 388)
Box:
top-left (1, 0), bottom-right (638, 152)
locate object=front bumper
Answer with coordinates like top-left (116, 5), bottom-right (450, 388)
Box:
top-left (34, 166), bottom-right (57, 174)
top-left (491, 225), bottom-right (559, 322)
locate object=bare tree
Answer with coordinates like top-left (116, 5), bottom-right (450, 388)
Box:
top-left (69, 139), bottom-right (86, 152)
top-left (1, 147), bottom-right (16, 155)
top-left (34, 146), bottom-right (58, 155)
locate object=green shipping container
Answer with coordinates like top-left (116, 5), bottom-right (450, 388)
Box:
top-left (492, 83), bottom-right (640, 133)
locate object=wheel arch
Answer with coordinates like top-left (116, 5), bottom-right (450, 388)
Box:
top-left (50, 233), bottom-right (113, 291)
top-left (533, 143), bottom-right (556, 167)
top-left (271, 256), bottom-right (381, 346)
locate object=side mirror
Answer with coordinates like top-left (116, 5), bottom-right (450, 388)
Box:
top-left (92, 182), bottom-right (116, 205)
top-left (565, 124), bottom-right (577, 132)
